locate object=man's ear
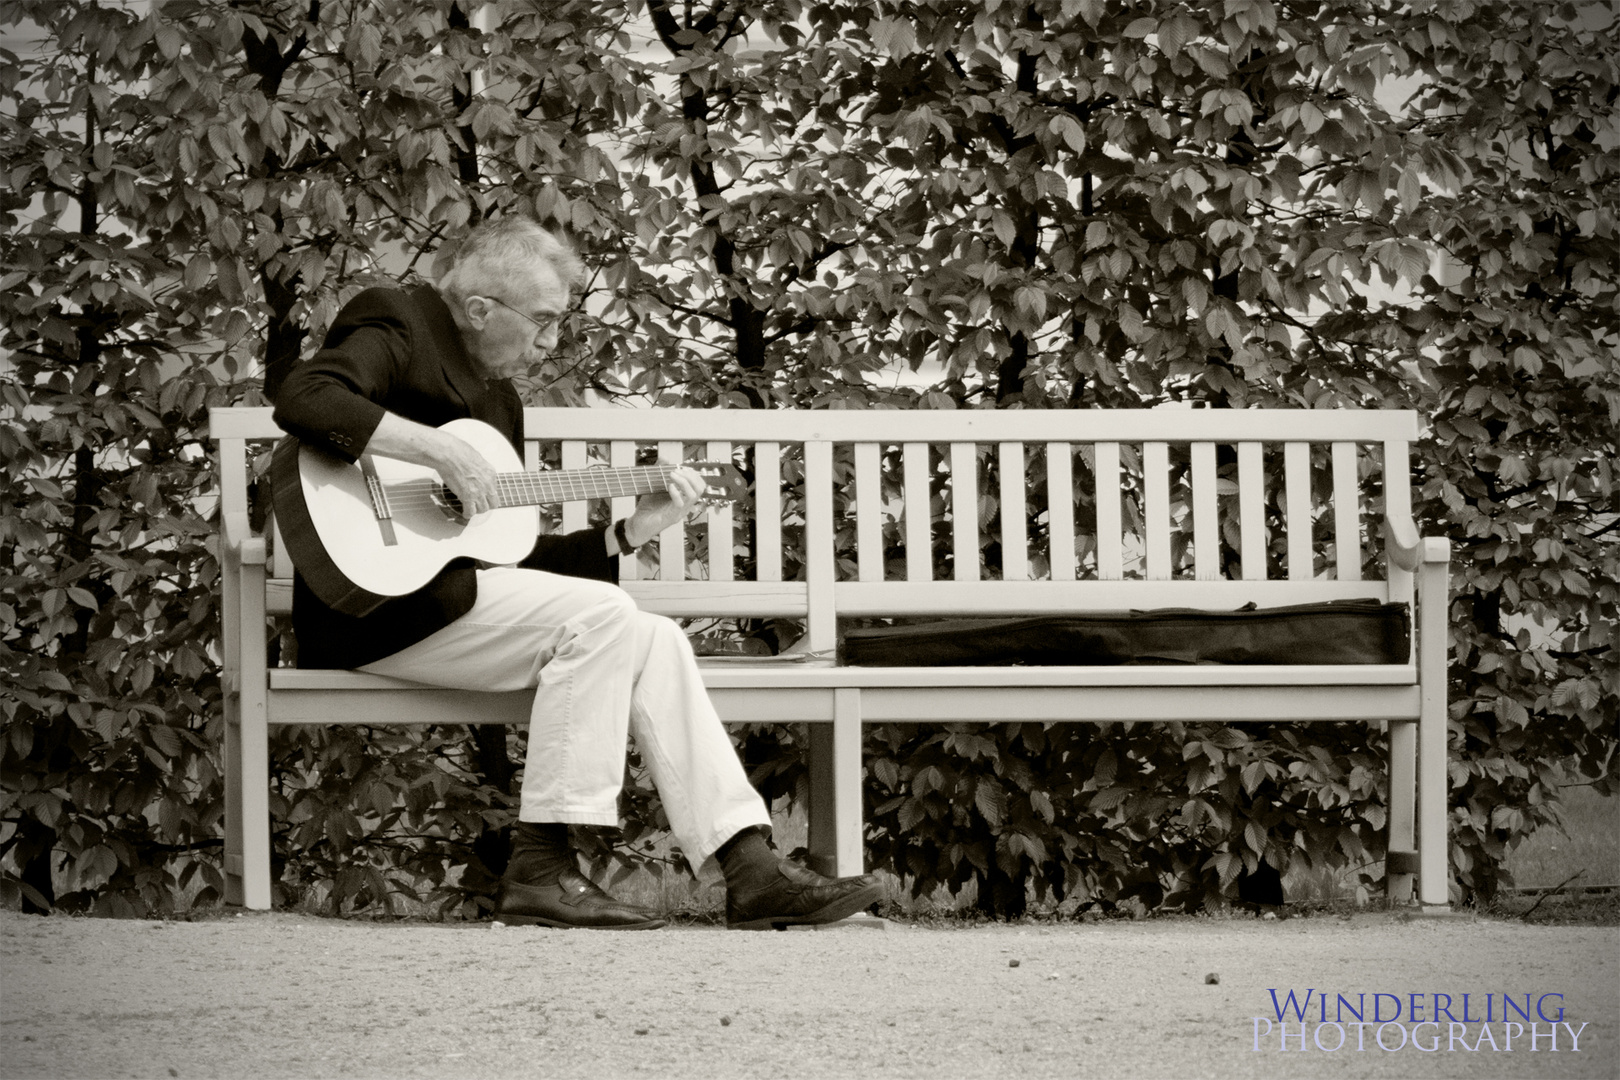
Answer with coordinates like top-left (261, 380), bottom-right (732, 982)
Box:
top-left (462, 295), bottom-right (493, 330)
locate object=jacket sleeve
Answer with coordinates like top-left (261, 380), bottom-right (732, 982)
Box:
top-left (271, 292), bottom-right (407, 463)
top-left (521, 527), bottom-right (618, 584)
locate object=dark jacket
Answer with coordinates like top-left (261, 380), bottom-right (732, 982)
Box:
top-left (272, 285), bottom-right (612, 669)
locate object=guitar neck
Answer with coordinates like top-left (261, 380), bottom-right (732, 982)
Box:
top-left (492, 464), bottom-right (681, 508)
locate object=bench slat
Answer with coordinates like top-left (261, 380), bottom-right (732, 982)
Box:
top-left (561, 440), bottom-right (588, 532)
top-left (611, 440), bottom-right (638, 580)
top-left (1333, 441), bottom-right (1361, 581)
top-left (999, 442), bottom-right (1028, 580)
top-left (260, 681), bottom-right (1418, 726)
top-left (271, 662), bottom-right (1417, 693)
top-left (755, 442), bottom-right (782, 582)
top-left (207, 404), bottom-right (1423, 444)
top-left (1238, 441), bottom-right (1265, 581)
top-left (904, 443), bottom-right (931, 582)
top-left (708, 440), bottom-right (734, 582)
top-left (271, 574), bottom-right (1391, 621)
top-left (627, 580), bottom-right (808, 616)
top-left (805, 441), bottom-right (836, 652)
top-left (1095, 442), bottom-right (1123, 580)
top-left (517, 406), bottom-right (1425, 444)
top-left (1285, 441), bottom-right (1312, 580)
top-left (950, 442), bottom-right (979, 582)
top-left (855, 442), bottom-right (883, 582)
top-left (1144, 441), bottom-right (1171, 579)
top-left (852, 684), bottom-right (1419, 722)
top-left (658, 440), bottom-right (685, 580)
top-left (1047, 443), bottom-right (1076, 581)
top-left (1191, 441), bottom-right (1218, 581)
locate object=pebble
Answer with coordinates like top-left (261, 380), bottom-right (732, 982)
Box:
top-left (634, 1028), bottom-right (648, 1036)
top-left (720, 1017), bottom-right (731, 1027)
top-left (1205, 973), bottom-right (1220, 984)
top-left (1008, 959), bottom-right (1021, 968)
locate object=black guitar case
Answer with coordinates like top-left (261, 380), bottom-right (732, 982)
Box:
top-left (840, 600), bottom-right (1411, 667)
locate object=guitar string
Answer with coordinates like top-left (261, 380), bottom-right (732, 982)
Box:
top-left (377, 466), bottom-right (681, 504)
top-left (371, 465), bottom-right (724, 509)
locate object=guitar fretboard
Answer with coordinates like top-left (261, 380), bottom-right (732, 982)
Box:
top-left (490, 465), bottom-right (684, 507)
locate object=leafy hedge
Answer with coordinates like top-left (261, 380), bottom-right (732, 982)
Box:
top-left (2, 0), bottom-right (1614, 918)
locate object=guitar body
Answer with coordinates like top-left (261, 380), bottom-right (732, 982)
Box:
top-left (272, 417), bottom-right (746, 617)
top-left (272, 419), bottom-right (541, 616)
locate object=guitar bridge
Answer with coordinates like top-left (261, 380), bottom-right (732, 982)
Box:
top-left (359, 454), bottom-right (399, 546)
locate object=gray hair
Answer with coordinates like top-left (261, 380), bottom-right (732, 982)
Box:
top-left (435, 217), bottom-right (586, 306)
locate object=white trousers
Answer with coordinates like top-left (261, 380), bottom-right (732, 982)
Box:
top-left (359, 566), bottom-right (772, 872)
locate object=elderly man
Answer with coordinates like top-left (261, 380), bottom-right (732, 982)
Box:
top-left (272, 216), bottom-right (880, 930)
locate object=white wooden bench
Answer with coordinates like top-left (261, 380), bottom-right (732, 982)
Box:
top-left (211, 406), bottom-right (1452, 913)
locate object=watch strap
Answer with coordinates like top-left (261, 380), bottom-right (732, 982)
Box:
top-left (614, 518), bottom-right (639, 554)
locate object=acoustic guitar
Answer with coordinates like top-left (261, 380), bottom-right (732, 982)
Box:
top-left (270, 417), bottom-right (747, 617)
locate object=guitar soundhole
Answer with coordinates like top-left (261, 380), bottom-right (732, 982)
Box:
top-left (430, 483), bottom-right (467, 524)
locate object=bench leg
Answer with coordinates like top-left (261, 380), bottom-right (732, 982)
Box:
top-left (232, 702), bottom-right (273, 910)
top-left (807, 688), bottom-right (865, 878)
top-left (224, 559), bottom-right (274, 911)
top-left (223, 707), bottom-right (274, 909)
top-left (1417, 543), bottom-right (1452, 908)
top-left (1386, 719), bottom-right (1416, 904)
top-left (223, 689), bottom-right (246, 906)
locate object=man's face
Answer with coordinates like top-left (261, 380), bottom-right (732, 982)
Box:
top-left (461, 262), bottom-right (569, 381)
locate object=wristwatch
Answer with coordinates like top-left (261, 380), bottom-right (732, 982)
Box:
top-left (613, 518), bottom-right (640, 554)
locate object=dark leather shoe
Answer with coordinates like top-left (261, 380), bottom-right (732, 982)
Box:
top-left (726, 860), bottom-right (883, 930)
top-left (495, 867), bottom-right (666, 930)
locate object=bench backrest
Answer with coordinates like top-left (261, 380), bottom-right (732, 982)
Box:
top-left (211, 407), bottom-right (1421, 659)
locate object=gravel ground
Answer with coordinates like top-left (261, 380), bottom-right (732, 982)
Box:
top-left (1, 908), bottom-right (1614, 1080)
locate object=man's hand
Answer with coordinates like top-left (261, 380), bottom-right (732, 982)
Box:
top-left (366, 412), bottom-right (499, 516)
top-left (621, 465), bottom-right (707, 549)
top-left (429, 429), bottom-right (500, 516)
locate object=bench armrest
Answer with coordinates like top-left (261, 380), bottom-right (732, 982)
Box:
top-left (222, 511), bottom-right (267, 566)
top-left (1386, 519), bottom-right (1450, 571)
top-left (1385, 516), bottom-right (1422, 571)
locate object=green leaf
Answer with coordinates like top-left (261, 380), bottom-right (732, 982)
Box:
top-left (148, 724), bottom-right (181, 757)
top-left (1093, 748), bottom-right (1118, 786)
top-left (975, 780), bottom-right (1007, 828)
top-left (991, 209), bottom-right (1017, 249)
top-left (1092, 786), bottom-right (1130, 811)
top-left (1051, 114), bottom-right (1086, 154)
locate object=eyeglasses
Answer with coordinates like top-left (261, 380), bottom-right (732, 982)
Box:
top-left (485, 295), bottom-right (564, 344)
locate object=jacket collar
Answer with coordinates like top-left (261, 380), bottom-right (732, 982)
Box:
top-left (413, 284), bottom-right (496, 410)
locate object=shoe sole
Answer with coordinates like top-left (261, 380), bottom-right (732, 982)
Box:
top-left (494, 913), bottom-right (667, 930)
top-left (727, 880), bottom-right (884, 931)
